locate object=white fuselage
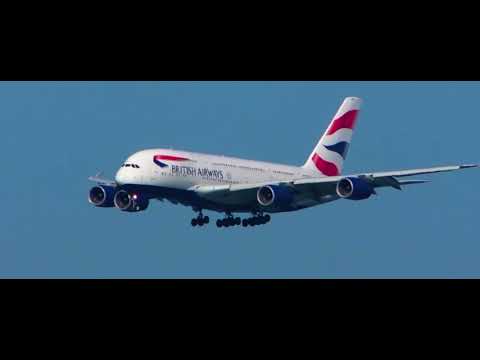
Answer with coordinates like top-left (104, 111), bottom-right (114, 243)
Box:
top-left (115, 149), bottom-right (321, 191)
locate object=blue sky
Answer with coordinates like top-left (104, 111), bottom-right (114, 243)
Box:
top-left (1, 81), bottom-right (479, 278)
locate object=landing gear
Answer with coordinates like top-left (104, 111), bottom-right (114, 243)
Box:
top-left (191, 209), bottom-right (271, 229)
top-left (191, 210), bottom-right (209, 227)
top-left (216, 214), bottom-right (242, 228)
top-left (242, 214), bottom-right (271, 227)
top-left (218, 212), bottom-right (271, 228)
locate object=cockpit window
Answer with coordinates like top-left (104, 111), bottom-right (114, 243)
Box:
top-left (122, 163), bottom-right (140, 168)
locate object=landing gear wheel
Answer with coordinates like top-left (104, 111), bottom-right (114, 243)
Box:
top-left (235, 217), bottom-right (241, 226)
top-left (242, 219), bottom-right (248, 227)
top-left (204, 216), bottom-right (210, 224)
top-left (264, 214), bottom-right (271, 223)
top-left (216, 219), bottom-right (222, 228)
top-left (191, 218), bottom-right (197, 227)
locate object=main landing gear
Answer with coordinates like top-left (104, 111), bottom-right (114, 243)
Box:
top-left (216, 214), bottom-right (242, 228)
top-left (216, 212), bottom-right (271, 228)
top-left (242, 214), bottom-right (271, 227)
top-left (191, 212), bottom-right (210, 227)
top-left (191, 209), bottom-right (272, 228)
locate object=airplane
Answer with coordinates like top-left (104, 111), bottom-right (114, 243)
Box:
top-left (88, 97), bottom-right (477, 228)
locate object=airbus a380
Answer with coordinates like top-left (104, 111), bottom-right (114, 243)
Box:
top-left (88, 97), bottom-right (477, 228)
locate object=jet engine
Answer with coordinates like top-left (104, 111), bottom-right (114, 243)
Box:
top-left (114, 190), bottom-right (149, 212)
top-left (336, 177), bottom-right (375, 200)
top-left (88, 185), bottom-right (116, 207)
top-left (257, 185), bottom-right (294, 208)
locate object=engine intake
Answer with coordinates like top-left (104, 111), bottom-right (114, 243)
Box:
top-left (114, 190), bottom-right (149, 212)
top-left (88, 185), bottom-right (116, 207)
top-left (257, 185), bottom-right (294, 208)
top-left (336, 177), bottom-right (375, 200)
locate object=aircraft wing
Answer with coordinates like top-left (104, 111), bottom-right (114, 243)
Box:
top-left (87, 172), bottom-right (117, 187)
top-left (192, 164), bottom-right (478, 202)
top-left (293, 164), bottom-right (478, 191)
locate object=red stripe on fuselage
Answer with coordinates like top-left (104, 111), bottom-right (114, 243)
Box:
top-left (326, 109), bottom-right (359, 135)
top-left (311, 153), bottom-right (340, 176)
top-left (154, 155), bottom-right (190, 161)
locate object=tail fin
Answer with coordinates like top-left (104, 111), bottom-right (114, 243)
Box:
top-left (303, 97), bottom-right (362, 176)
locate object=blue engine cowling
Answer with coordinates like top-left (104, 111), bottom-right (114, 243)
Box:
top-left (88, 185), bottom-right (117, 207)
top-left (336, 177), bottom-right (375, 201)
top-left (114, 190), bottom-right (149, 212)
top-left (257, 185), bottom-right (294, 208)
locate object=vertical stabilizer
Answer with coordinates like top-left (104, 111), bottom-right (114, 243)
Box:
top-left (303, 97), bottom-right (362, 176)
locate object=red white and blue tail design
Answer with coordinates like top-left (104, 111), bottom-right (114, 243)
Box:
top-left (303, 97), bottom-right (362, 176)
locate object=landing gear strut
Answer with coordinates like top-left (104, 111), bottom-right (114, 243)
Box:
top-left (191, 210), bottom-right (209, 227)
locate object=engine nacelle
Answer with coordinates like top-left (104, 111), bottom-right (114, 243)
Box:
top-left (88, 185), bottom-right (116, 207)
top-left (114, 190), bottom-right (149, 212)
top-left (336, 177), bottom-right (375, 201)
top-left (257, 185), bottom-right (294, 208)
